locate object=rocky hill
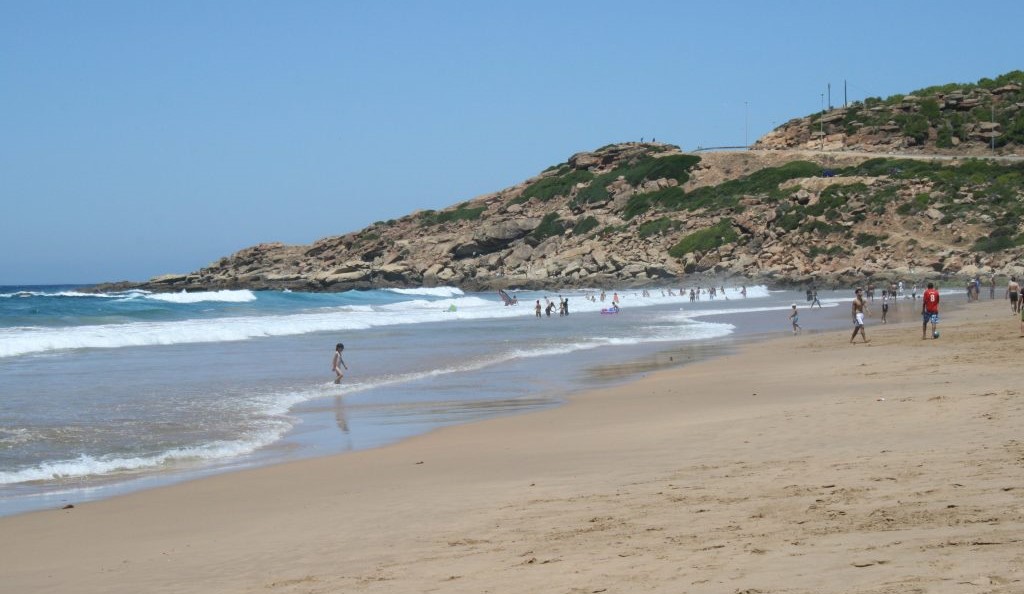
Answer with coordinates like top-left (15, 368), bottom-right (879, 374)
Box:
top-left (756, 71), bottom-right (1024, 154)
top-left (109, 73), bottom-right (1024, 293)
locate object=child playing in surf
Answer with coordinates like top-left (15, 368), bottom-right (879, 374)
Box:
top-left (332, 343), bottom-right (348, 384)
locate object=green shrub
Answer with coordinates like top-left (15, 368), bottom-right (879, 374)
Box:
top-left (805, 184), bottom-right (858, 216)
top-left (935, 125), bottom-right (954, 148)
top-left (801, 220), bottom-right (840, 235)
top-left (808, 244), bottom-right (844, 258)
top-left (530, 212), bottom-right (565, 241)
top-left (419, 205), bottom-right (487, 226)
top-left (599, 224), bottom-right (627, 237)
top-left (620, 154), bottom-right (700, 186)
top-left (572, 216), bottom-right (600, 236)
top-left (572, 154), bottom-right (701, 209)
top-left (919, 98), bottom-right (941, 121)
top-left (668, 219), bottom-right (737, 258)
top-left (898, 114), bottom-right (930, 144)
top-left (777, 211), bottom-right (803, 231)
top-left (573, 171), bottom-right (618, 205)
top-left (520, 169), bottom-right (595, 202)
top-left (856, 232), bottom-right (887, 246)
top-left (622, 186), bottom-right (687, 219)
top-left (684, 161), bottom-right (822, 211)
top-left (637, 217), bottom-right (681, 238)
top-left (974, 226), bottom-right (1023, 252)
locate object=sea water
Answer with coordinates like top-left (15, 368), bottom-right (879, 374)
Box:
top-left (0, 284), bottom-right (851, 516)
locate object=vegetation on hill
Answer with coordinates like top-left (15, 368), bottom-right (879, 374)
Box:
top-left (133, 72), bottom-right (1024, 293)
top-left (767, 70), bottom-right (1024, 152)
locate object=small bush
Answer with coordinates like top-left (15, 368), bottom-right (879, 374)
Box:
top-left (573, 171), bottom-right (619, 205)
top-left (572, 216), bottom-right (600, 236)
top-left (974, 226), bottom-right (1023, 252)
top-left (668, 219), bottom-right (737, 258)
top-left (419, 205), bottom-right (487, 226)
top-left (599, 224), bottom-right (627, 237)
top-left (777, 211), bottom-right (803, 231)
top-left (622, 186), bottom-right (687, 219)
top-left (684, 161), bottom-right (822, 212)
top-left (530, 212), bottom-right (565, 241)
top-left (856, 232), bottom-right (887, 246)
top-left (801, 220), bottom-right (840, 235)
top-left (521, 169), bottom-right (595, 202)
top-left (620, 154), bottom-right (701, 186)
top-left (637, 217), bottom-right (681, 238)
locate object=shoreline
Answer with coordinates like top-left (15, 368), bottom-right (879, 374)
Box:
top-left (2, 297), bottom-right (1021, 592)
top-left (0, 285), bottom-right (814, 517)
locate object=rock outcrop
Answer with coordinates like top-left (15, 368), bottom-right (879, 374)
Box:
top-left (96, 72), bottom-right (1024, 294)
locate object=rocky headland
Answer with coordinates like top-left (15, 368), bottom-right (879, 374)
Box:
top-left (99, 72), bottom-right (1024, 293)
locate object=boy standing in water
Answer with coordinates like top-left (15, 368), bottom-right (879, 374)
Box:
top-left (332, 343), bottom-right (348, 384)
top-left (789, 304), bottom-right (801, 335)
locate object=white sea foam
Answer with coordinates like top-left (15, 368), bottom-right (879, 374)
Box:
top-left (0, 290), bottom-right (115, 299)
top-left (0, 431), bottom-right (286, 485)
top-left (144, 289), bottom-right (257, 304)
top-left (0, 286), bottom-right (770, 358)
top-left (386, 286), bottom-right (465, 298)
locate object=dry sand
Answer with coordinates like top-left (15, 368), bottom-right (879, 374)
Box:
top-left (2, 299), bottom-right (1022, 593)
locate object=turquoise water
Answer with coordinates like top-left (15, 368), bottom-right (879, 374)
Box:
top-left (0, 283), bottom-right (846, 515)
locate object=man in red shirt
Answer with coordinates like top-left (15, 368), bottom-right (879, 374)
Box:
top-left (922, 282), bottom-right (940, 339)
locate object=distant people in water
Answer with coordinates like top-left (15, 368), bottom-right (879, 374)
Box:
top-left (332, 343), bottom-right (348, 384)
top-left (535, 300), bottom-right (542, 317)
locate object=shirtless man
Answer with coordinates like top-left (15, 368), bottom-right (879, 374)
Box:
top-left (850, 288), bottom-right (869, 344)
top-left (1008, 277), bottom-right (1020, 314)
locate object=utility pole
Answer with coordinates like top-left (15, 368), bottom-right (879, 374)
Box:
top-left (744, 100), bottom-right (749, 146)
top-left (820, 93), bottom-right (825, 150)
top-left (827, 83), bottom-right (831, 110)
top-left (844, 80), bottom-right (848, 108)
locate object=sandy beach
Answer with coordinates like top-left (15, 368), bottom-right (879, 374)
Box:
top-left (2, 297), bottom-right (1022, 593)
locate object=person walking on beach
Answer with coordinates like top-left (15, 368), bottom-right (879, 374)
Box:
top-left (331, 343), bottom-right (348, 384)
top-left (1008, 277), bottom-right (1020, 314)
top-left (811, 289), bottom-right (822, 308)
top-left (850, 288), bottom-right (869, 344)
top-left (789, 304), bottom-right (801, 335)
top-left (922, 282), bottom-right (940, 339)
top-left (881, 290), bottom-right (890, 324)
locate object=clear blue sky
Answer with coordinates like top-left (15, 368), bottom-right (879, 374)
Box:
top-left (3, 1), bottom-right (1022, 284)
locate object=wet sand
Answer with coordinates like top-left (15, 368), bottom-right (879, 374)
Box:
top-left (2, 298), bottom-right (1022, 593)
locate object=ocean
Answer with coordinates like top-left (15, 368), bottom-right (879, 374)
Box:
top-left (0, 283), bottom-right (851, 516)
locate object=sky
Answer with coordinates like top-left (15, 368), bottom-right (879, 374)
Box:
top-left (2, 1), bottom-right (1022, 284)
